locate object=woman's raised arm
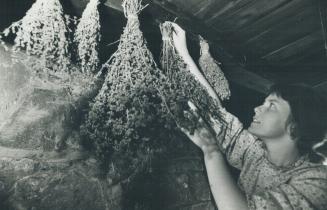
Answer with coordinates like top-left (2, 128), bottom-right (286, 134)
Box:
top-left (169, 22), bottom-right (221, 106)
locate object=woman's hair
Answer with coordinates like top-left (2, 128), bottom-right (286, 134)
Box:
top-left (268, 84), bottom-right (327, 159)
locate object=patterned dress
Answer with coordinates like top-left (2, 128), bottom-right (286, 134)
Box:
top-left (217, 107), bottom-right (327, 210)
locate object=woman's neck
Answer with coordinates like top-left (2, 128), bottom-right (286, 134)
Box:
top-left (263, 138), bottom-right (300, 167)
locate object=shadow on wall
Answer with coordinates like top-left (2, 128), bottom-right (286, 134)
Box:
top-left (0, 0), bottom-right (35, 32)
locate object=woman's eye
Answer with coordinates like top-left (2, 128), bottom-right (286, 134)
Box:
top-left (269, 103), bottom-right (275, 109)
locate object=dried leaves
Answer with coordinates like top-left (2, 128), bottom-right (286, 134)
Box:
top-left (81, 0), bottom-right (174, 175)
top-left (199, 36), bottom-right (231, 101)
top-left (0, 0), bottom-right (72, 72)
top-left (74, 0), bottom-right (101, 74)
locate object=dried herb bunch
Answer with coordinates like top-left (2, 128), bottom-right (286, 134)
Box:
top-left (81, 0), bottom-right (176, 176)
top-left (198, 36), bottom-right (231, 101)
top-left (0, 0), bottom-right (71, 72)
top-left (74, 0), bottom-right (101, 74)
top-left (159, 23), bottom-right (176, 79)
top-left (159, 22), bottom-right (224, 135)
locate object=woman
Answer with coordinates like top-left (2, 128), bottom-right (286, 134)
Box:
top-left (170, 22), bottom-right (327, 210)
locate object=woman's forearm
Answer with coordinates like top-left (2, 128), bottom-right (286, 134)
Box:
top-left (204, 149), bottom-right (249, 210)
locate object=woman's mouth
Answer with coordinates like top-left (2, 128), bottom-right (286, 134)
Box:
top-left (252, 117), bottom-right (261, 124)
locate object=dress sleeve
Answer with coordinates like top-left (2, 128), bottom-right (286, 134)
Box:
top-left (214, 107), bottom-right (259, 170)
top-left (249, 166), bottom-right (327, 210)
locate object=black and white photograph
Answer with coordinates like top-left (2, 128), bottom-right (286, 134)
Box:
top-left (0, 0), bottom-right (326, 209)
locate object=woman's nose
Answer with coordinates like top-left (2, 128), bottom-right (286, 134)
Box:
top-left (254, 106), bottom-right (261, 114)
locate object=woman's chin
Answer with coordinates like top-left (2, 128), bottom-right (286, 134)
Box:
top-left (248, 123), bottom-right (260, 136)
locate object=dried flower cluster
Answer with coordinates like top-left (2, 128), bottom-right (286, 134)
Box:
top-left (198, 36), bottom-right (231, 101)
top-left (1, 0), bottom-right (71, 72)
top-left (81, 0), bottom-right (175, 175)
top-left (74, 0), bottom-right (101, 74)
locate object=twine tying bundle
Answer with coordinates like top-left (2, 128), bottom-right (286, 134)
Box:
top-left (122, 0), bottom-right (148, 19)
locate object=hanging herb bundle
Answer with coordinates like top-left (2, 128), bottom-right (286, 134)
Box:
top-left (81, 0), bottom-right (176, 178)
top-left (159, 22), bottom-right (224, 134)
top-left (198, 36), bottom-right (231, 101)
top-left (74, 0), bottom-right (101, 74)
top-left (159, 23), bottom-right (176, 79)
top-left (0, 0), bottom-right (71, 72)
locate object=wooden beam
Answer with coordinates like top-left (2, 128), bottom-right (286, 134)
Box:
top-left (314, 80), bottom-right (327, 93)
top-left (104, 0), bottom-right (123, 12)
top-left (238, 0), bottom-right (313, 42)
top-left (318, 0), bottom-right (327, 57)
top-left (223, 61), bottom-right (273, 94)
top-left (261, 30), bottom-right (323, 62)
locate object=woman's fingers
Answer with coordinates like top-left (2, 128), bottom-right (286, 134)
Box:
top-left (170, 22), bottom-right (185, 35)
top-left (187, 101), bottom-right (202, 119)
top-left (186, 101), bottom-right (214, 132)
top-left (164, 21), bottom-right (189, 57)
top-left (163, 21), bottom-right (185, 37)
top-left (187, 101), bottom-right (197, 111)
top-left (176, 122), bottom-right (198, 145)
top-left (175, 101), bottom-right (221, 149)
top-left (178, 125), bottom-right (190, 136)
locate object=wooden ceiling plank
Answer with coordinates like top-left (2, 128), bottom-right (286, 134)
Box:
top-left (193, 0), bottom-right (237, 20)
top-left (237, 0), bottom-right (313, 42)
top-left (194, 0), bottom-right (220, 18)
top-left (314, 80), bottom-right (327, 93)
top-left (242, 9), bottom-right (321, 58)
top-left (104, 0), bottom-right (123, 12)
top-left (257, 67), bottom-right (327, 86)
top-left (205, 0), bottom-right (256, 26)
top-left (259, 25), bottom-right (321, 60)
top-left (318, 0), bottom-right (327, 57)
top-left (262, 30), bottom-right (323, 62)
top-left (283, 44), bottom-right (325, 65)
top-left (242, 7), bottom-right (318, 47)
top-left (208, 0), bottom-right (288, 31)
top-left (169, 0), bottom-right (206, 15)
top-left (224, 63), bottom-right (273, 94)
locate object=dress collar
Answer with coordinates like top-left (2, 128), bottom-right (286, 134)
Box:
top-left (260, 141), bottom-right (308, 170)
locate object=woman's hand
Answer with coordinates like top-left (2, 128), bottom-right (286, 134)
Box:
top-left (179, 101), bottom-right (223, 155)
top-left (167, 22), bottom-right (189, 58)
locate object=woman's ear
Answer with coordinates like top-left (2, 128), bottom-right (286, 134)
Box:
top-left (287, 122), bottom-right (298, 141)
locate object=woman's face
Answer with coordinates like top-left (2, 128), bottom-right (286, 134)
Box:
top-left (248, 93), bottom-right (292, 140)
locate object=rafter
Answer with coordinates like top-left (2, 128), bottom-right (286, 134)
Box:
top-left (318, 0), bottom-right (327, 57)
top-left (314, 80), bottom-right (327, 93)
